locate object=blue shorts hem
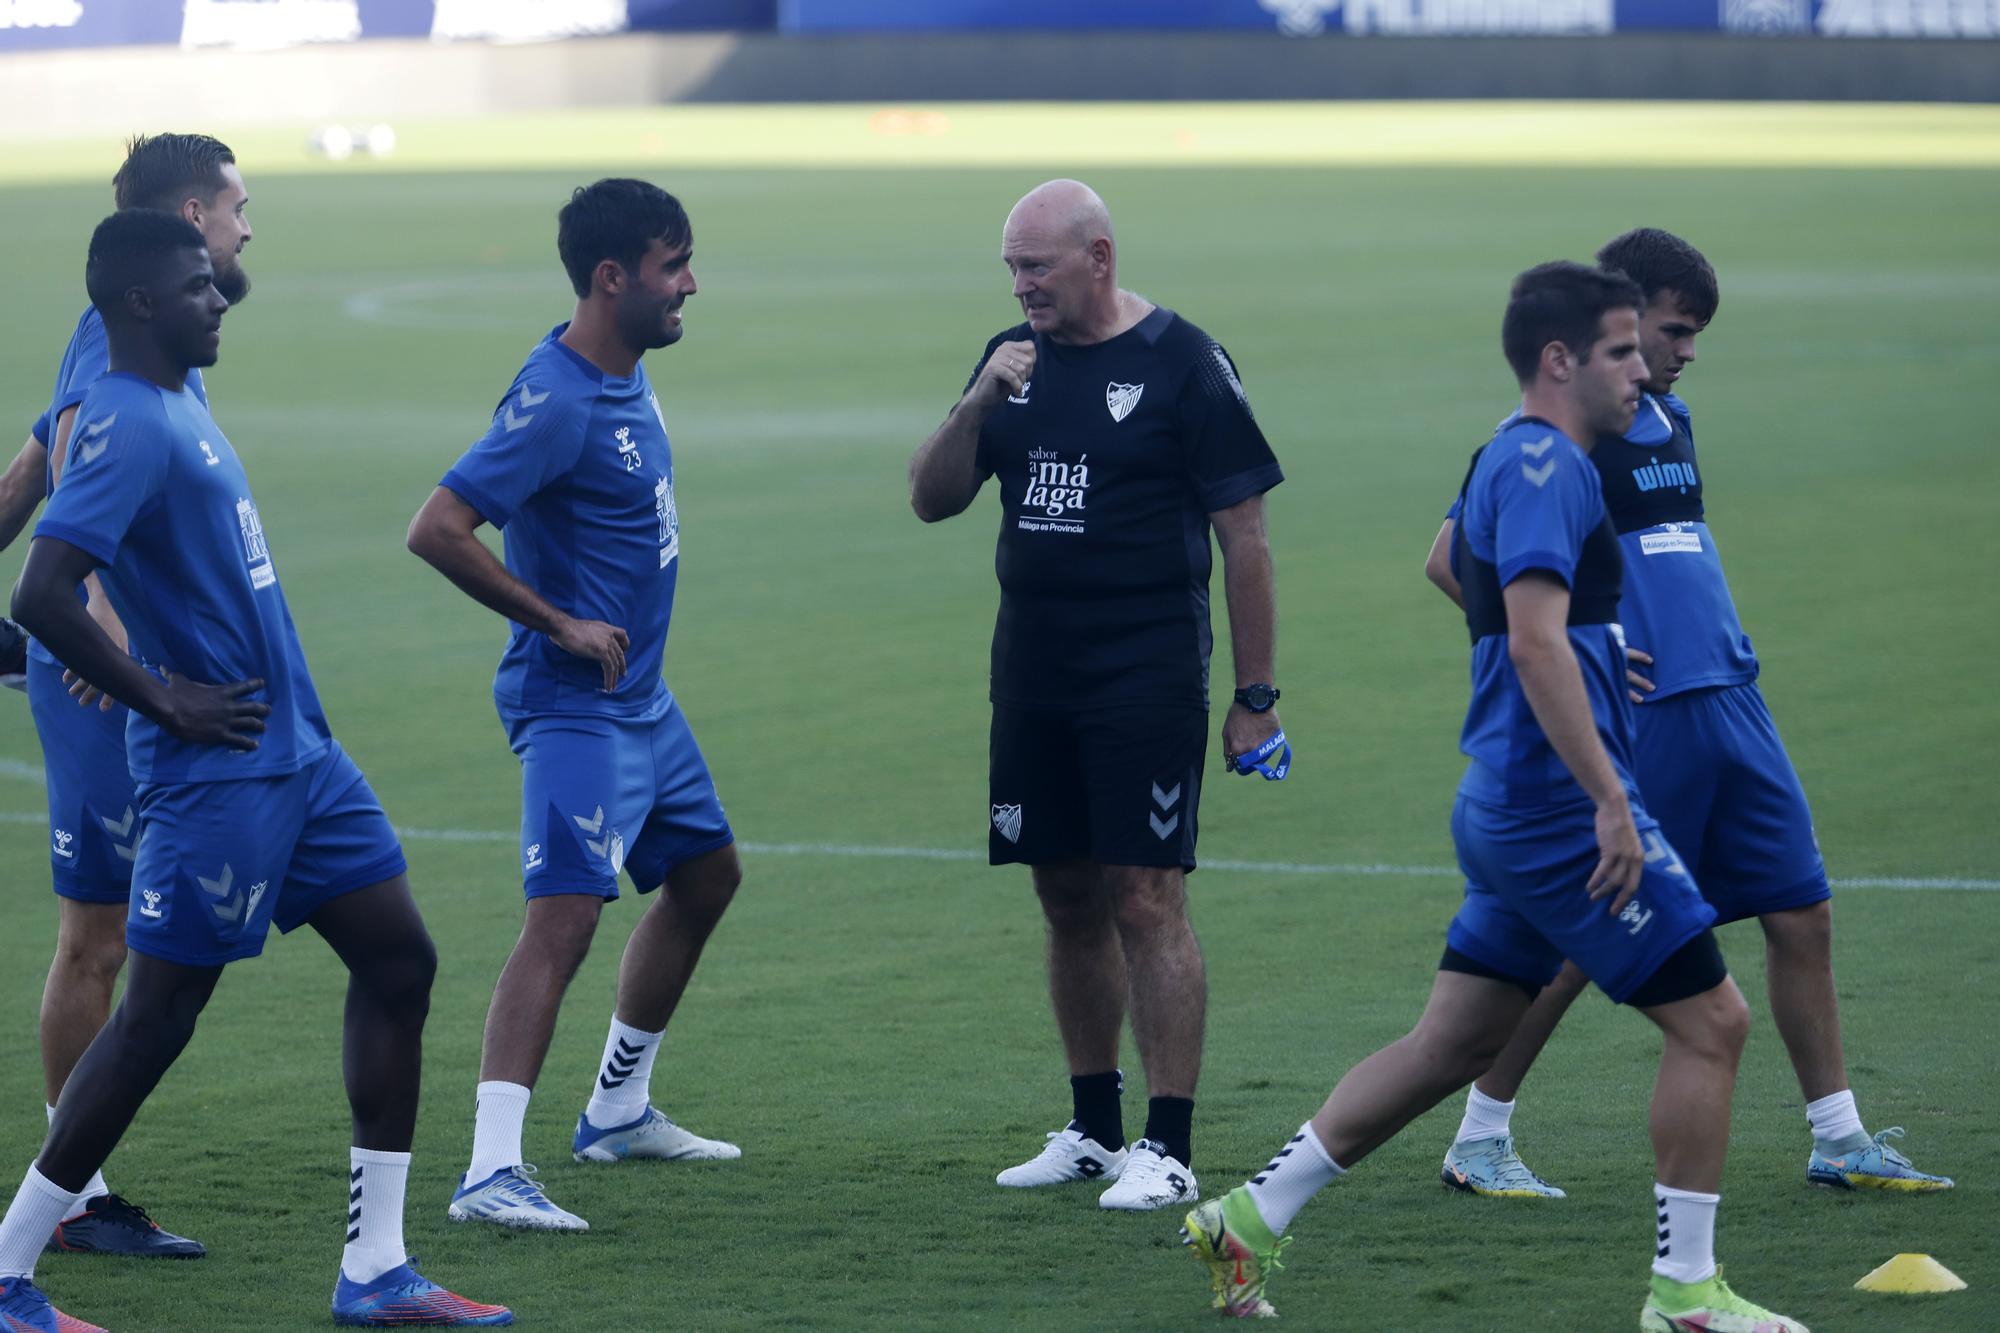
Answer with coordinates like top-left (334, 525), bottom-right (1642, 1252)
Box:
top-left (273, 851), bottom-right (410, 934)
top-left (1439, 931), bottom-right (1556, 993)
top-left (1708, 874), bottom-right (1833, 926)
top-left (525, 880), bottom-right (620, 902)
top-left (124, 934), bottom-right (261, 968)
top-left (1599, 919), bottom-right (1712, 1006)
top-left (636, 831), bottom-right (737, 893)
top-left (53, 880), bottom-right (131, 906)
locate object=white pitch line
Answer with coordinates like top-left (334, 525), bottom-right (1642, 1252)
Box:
top-left (0, 807), bottom-right (1992, 891)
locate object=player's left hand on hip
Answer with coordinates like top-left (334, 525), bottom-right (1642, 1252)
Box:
top-left (1624, 646), bottom-right (1656, 704)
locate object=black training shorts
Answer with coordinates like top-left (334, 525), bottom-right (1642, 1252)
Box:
top-left (988, 703), bottom-right (1207, 869)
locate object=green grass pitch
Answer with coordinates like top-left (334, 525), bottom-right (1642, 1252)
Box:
top-left (0, 106), bottom-right (1996, 1329)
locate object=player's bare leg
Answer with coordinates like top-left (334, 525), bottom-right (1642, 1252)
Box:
top-left (41, 955), bottom-right (225, 1192)
top-left (478, 895), bottom-right (604, 1088)
top-left (1095, 864), bottom-right (1206, 1209)
top-left (308, 876), bottom-right (437, 1151)
top-left (450, 895), bottom-right (604, 1231)
top-left (569, 845), bottom-right (745, 1167)
top-left (1444, 961), bottom-right (1588, 1198)
top-left (1032, 861), bottom-right (1126, 1076)
top-left (611, 843), bottom-right (741, 1032)
top-left (1759, 901), bottom-right (1845, 1101)
top-left (1313, 971), bottom-right (1530, 1166)
top-left (1639, 979), bottom-right (1749, 1192)
top-left (39, 900), bottom-right (125, 1108)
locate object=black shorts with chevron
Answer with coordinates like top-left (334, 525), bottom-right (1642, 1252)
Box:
top-left (987, 704), bottom-right (1206, 869)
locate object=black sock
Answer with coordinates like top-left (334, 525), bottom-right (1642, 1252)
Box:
top-left (1068, 1070), bottom-right (1124, 1151)
top-left (1144, 1096), bottom-right (1194, 1168)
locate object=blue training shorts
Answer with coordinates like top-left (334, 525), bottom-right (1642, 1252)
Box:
top-left (125, 740), bottom-right (407, 966)
top-left (508, 701), bottom-right (733, 901)
top-left (1446, 792), bottom-right (1719, 1005)
top-left (1634, 682), bottom-right (1830, 925)
top-left (29, 654), bottom-right (139, 905)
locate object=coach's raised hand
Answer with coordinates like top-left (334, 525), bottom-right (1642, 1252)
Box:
top-left (551, 612), bottom-right (630, 692)
top-left (974, 338), bottom-right (1036, 406)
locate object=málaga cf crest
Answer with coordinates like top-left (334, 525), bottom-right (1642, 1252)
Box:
top-left (1106, 382), bottom-right (1144, 423)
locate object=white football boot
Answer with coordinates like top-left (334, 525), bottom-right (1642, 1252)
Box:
top-left (572, 1105), bottom-right (741, 1162)
top-left (1099, 1138), bottom-right (1198, 1211)
top-left (447, 1163), bottom-right (589, 1231)
top-left (996, 1127), bottom-right (1128, 1187)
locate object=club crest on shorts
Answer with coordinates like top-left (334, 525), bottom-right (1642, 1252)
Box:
top-left (1105, 382), bottom-right (1144, 423)
top-left (991, 803), bottom-right (1023, 844)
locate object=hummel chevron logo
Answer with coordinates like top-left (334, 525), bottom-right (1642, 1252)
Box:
top-left (101, 805), bottom-right (139, 861)
top-left (1521, 459), bottom-right (1557, 488)
top-left (1520, 434), bottom-right (1556, 459)
top-left (75, 413), bottom-right (116, 465)
top-left (503, 385), bottom-right (547, 433)
top-left (1151, 781), bottom-right (1182, 810)
top-left (198, 863), bottom-right (244, 922)
top-left (1150, 811), bottom-right (1180, 840)
top-left (573, 805), bottom-right (612, 858)
top-left (599, 1038), bottom-right (643, 1090)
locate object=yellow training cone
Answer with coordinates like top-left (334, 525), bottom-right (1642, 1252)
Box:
top-left (1854, 1254), bottom-right (1967, 1293)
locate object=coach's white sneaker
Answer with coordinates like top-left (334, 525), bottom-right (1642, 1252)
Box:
top-left (448, 1164), bottom-right (589, 1231)
top-left (996, 1127), bottom-right (1128, 1187)
top-left (573, 1105), bottom-right (742, 1162)
top-left (1099, 1139), bottom-right (1198, 1211)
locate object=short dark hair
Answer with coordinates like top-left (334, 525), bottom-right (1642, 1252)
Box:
top-left (1595, 227), bottom-right (1718, 324)
top-left (1501, 261), bottom-right (1645, 383)
top-left (557, 178), bottom-right (691, 298)
top-left (112, 133), bottom-right (237, 213)
top-left (85, 209), bottom-right (208, 317)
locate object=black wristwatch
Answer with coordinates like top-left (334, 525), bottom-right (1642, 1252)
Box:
top-left (1233, 684), bottom-right (1280, 713)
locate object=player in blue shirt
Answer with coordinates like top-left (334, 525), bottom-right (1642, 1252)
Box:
top-left (0, 133), bottom-right (254, 1263)
top-left (409, 179), bottom-right (742, 1233)
top-left (1424, 229), bottom-right (1949, 1199)
top-left (0, 212), bottom-right (510, 1332)
top-left (1186, 264), bottom-right (1806, 1332)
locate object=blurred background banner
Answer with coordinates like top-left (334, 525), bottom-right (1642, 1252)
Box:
top-left (2, 0), bottom-right (1993, 52)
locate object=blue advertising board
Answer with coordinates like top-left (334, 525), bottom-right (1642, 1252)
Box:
top-left (0, 0), bottom-right (777, 52)
top-left (1, 0), bottom-right (1990, 53)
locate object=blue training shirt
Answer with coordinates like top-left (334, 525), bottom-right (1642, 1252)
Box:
top-left (1454, 417), bottom-right (1637, 811)
top-left (1592, 392), bottom-right (1757, 699)
top-left (28, 307), bottom-right (208, 670)
top-left (440, 324), bottom-right (680, 724)
top-left (34, 372), bottom-right (331, 785)
top-left (1448, 396), bottom-right (1756, 702)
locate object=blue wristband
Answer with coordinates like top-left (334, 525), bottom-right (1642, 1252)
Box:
top-left (1231, 729), bottom-right (1291, 781)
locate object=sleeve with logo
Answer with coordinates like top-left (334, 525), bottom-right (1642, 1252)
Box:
top-left (1491, 435), bottom-right (1599, 590)
top-left (34, 381), bottom-right (169, 568)
top-left (1178, 340), bottom-right (1282, 513)
top-left (439, 375), bottom-right (588, 529)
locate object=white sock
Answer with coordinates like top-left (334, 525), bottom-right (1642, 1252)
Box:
top-left (465, 1081), bottom-right (532, 1186)
top-left (0, 1166), bottom-right (83, 1280)
top-left (1243, 1123), bottom-right (1344, 1237)
top-left (583, 1017), bottom-right (664, 1128)
top-left (1452, 1086), bottom-right (1515, 1145)
top-left (1805, 1090), bottom-right (1866, 1149)
top-left (1651, 1183), bottom-right (1719, 1284)
top-left (46, 1106), bottom-right (108, 1205)
top-left (341, 1147), bottom-right (410, 1285)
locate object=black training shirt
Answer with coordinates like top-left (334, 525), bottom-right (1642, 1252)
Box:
top-left (966, 306), bottom-right (1283, 711)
